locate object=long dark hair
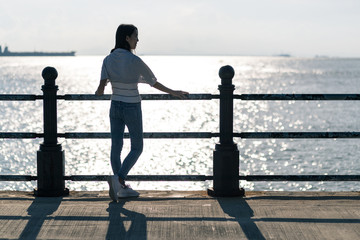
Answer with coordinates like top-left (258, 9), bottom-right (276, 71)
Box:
top-left (111, 24), bottom-right (137, 53)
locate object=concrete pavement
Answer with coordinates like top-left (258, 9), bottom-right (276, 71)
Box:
top-left (0, 191), bottom-right (359, 239)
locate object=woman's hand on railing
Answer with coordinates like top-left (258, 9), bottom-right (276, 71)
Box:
top-left (170, 90), bottom-right (189, 99)
top-left (152, 82), bottom-right (189, 99)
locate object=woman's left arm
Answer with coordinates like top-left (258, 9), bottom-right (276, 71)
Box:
top-left (95, 79), bottom-right (108, 95)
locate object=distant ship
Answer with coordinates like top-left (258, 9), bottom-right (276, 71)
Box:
top-left (0, 45), bottom-right (75, 56)
top-left (275, 54), bottom-right (291, 57)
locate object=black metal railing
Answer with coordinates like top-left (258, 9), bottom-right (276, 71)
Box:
top-left (0, 65), bottom-right (359, 197)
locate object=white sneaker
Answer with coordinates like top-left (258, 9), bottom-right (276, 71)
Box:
top-left (117, 184), bottom-right (140, 198)
top-left (107, 175), bottom-right (121, 201)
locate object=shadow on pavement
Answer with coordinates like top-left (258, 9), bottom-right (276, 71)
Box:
top-left (106, 200), bottom-right (147, 240)
top-left (217, 197), bottom-right (266, 240)
top-left (19, 197), bottom-right (62, 240)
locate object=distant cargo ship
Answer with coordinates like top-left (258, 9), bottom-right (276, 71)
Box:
top-left (0, 45), bottom-right (75, 56)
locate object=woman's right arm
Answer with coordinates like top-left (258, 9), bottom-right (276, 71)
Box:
top-left (135, 56), bottom-right (189, 99)
top-left (152, 82), bottom-right (189, 99)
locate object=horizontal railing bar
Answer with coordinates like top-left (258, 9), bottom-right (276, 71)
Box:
top-left (64, 175), bottom-right (213, 181)
top-left (234, 132), bottom-right (360, 138)
top-left (0, 94), bottom-right (42, 101)
top-left (0, 133), bottom-right (44, 138)
top-left (2, 175), bottom-right (359, 182)
top-left (60, 132), bottom-right (218, 139)
top-left (2, 94), bottom-right (359, 101)
top-left (60, 175), bottom-right (360, 181)
top-left (240, 175), bottom-right (360, 181)
top-left (234, 94), bottom-right (360, 100)
top-left (0, 132), bottom-right (216, 139)
top-left (59, 94), bottom-right (218, 101)
top-left (2, 132), bottom-right (360, 139)
top-left (0, 175), bottom-right (37, 181)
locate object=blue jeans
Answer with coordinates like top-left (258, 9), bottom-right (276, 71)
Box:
top-left (110, 101), bottom-right (143, 180)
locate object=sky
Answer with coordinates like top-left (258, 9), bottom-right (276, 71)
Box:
top-left (1, 0), bottom-right (360, 57)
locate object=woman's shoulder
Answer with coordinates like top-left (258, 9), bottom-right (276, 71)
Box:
top-left (113, 49), bottom-right (140, 59)
top-left (103, 49), bottom-right (144, 67)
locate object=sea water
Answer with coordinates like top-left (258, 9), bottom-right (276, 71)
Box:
top-left (0, 56), bottom-right (359, 191)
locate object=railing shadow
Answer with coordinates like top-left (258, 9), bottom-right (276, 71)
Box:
top-left (19, 196), bottom-right (62, 240)
top-left (245, 195), bottom-right (360, 201)
top-left (106, 200), bottom-right (147, 240)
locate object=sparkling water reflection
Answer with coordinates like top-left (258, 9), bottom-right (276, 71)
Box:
top-left (0, 56), bottom-right (359, 191)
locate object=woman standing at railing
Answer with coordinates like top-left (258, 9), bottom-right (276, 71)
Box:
top-left (95, 24), bottom-right (188, 201)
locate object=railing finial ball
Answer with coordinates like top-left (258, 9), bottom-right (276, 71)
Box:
top-left (42, 66), bottom-right (58, 85)
top-left (219, 65), bottom-right (235, 80)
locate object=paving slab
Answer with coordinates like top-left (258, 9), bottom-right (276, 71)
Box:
top-left (0, 191), bottom-right (359, 239)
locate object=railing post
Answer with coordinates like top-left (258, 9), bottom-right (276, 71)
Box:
top-left (208, 65), bottom-right (244, 197)
top-left (35, 67), bottom-right (68, 196)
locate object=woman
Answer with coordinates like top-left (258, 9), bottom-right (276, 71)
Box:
top-left (96, 24), bottom-right (188, 200)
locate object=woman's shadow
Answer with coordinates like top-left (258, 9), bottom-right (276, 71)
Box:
top-left (106, 199), bottom-right (147, 240)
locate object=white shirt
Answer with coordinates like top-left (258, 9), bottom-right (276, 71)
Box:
top-left (100, 48), bottom-right (157, 103)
